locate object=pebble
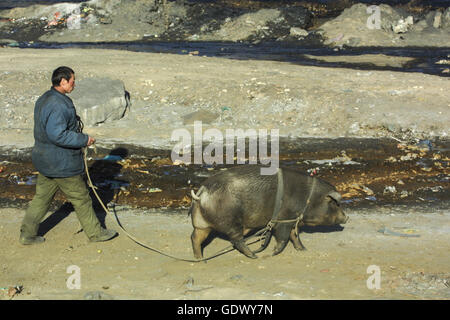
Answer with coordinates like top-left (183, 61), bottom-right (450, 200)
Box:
top-left (84, 291), bottom-right (114, 300)
top-left (384, 186), bottom-right (397, 194)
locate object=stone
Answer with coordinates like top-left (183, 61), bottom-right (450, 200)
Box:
top-left (69, 77), bottom-right (130, 126)
top-left (433, 11), bottom-right (442, 29)
top-left (405, 16), bottom-right (414, 25)
top-left (289, 27), bottom-right (308, 37)
top-left (83, 290), bottom-right (114, 300)
top-left (393, 17), bottom-right (413, 34)
top-left (182, 110), bottom-right (218, 125)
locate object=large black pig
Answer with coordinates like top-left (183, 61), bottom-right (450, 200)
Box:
top-left (189, 165), bottom-right (348, 259)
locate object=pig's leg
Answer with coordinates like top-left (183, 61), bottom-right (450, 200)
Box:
top-left (272, 223), bottom-right (293, 256)
top-left (227, 220), bottom-right (257, 259)
top-left (290, 228), bottom-right (306, 251)
top-left (253, 229), bottom-right (272, 253)
top-left (191, 227), bottom-right (211, 259)
top-left (231, 238), bottom-right (257, 259)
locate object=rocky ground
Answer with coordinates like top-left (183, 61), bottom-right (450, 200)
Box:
top-left (0, 47), bottom-right (448, 149)
top-left (0, 0), bottom-right (449, 301)
top-left (0, 0), bottom-right (449, 46)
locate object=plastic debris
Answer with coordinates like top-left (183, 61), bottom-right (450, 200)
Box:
top-left (416, 140), bottom-right (433, 152)
top-left (0, 285), bottom-right (23, 298)
top-left (25, 175), bottom-right (37, 185)
top-left (100, 155), bottom-right (123, 162)
top-left (95, 180), bottom-right (129, 190)
top-left (8, 175), bottom-right (37, 185)
top-left (377, 227), bottom-right (420, 238)
top-left (7, 41), bottom-right (20, 47)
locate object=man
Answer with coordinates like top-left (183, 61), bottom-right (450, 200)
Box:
top-left (19, 66), bottom-right (117, 245)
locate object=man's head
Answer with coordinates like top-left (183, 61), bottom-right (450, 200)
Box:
top-left (52, 66), bottom-right (75, 94)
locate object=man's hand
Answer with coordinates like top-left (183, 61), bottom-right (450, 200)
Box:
top-left (87, 136), bottom-right (96, 146)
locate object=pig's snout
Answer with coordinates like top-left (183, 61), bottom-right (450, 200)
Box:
top-left (336, 211), bottom-right (349, 224)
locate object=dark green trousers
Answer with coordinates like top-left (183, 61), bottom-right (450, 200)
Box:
top-left (21, 174), bottom-right (102, 239)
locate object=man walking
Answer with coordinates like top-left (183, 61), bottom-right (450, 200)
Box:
top-left (20, 66), bottom-right (117, 244)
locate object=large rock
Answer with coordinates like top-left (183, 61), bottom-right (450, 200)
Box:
top-left (319, 4), bottom-right (402, 46)
top-left (69, 77), bottom-right (130, 126)
top-left (201, 9), bottom-right (281, 42)
top-left (318, 3), bottom-right (450, 47)
top-left (197, 5), bottom-right (312, 42)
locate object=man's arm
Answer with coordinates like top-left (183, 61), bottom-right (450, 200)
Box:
top-left (45, 106), bottom-right (89, 148)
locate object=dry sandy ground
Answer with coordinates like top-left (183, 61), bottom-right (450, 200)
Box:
top-left (0, 47), bottom-right (449, 151)
top-left (0, 205), bottom-right (449, 300)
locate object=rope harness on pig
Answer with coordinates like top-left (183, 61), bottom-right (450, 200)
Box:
top-left (83, 148), bottom-right (309, 262)
top-left (256, 168), bottom-right (313, 250)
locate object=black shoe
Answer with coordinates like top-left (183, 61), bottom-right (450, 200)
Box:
top-left (89, 229), bottom-right (118, 242)
top-left (19, 234), bottom-right (45, 245)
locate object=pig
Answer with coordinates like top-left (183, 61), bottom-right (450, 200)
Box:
top-left (189, 165), bottom-right (348, 259)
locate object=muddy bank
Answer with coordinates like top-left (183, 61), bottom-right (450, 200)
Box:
top-left (1, 137), bottom-right (449, 213)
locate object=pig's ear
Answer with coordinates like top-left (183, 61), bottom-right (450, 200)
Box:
top-left (326, 191), bottom-right (342, 203)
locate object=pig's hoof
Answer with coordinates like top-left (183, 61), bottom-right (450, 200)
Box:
top-left (243, 251), bottom-right (258, 259)
top-left (272, 250), bottom-right (282, 256)
top-left (295, 246), bottom-right (307, 251)
top-left (248, 253), bottom-right (258, 259)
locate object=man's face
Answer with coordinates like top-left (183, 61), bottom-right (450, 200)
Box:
top-left (60, 74), bottom-right (76, 94)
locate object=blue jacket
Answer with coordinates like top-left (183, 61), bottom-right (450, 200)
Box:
top-left (32, 87), bottom-right (89, 178)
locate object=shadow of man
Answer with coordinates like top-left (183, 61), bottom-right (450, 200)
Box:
top-left (88, 147), bottom-right (129, 228)
top-left (37, 147), bottom-right (129, 236)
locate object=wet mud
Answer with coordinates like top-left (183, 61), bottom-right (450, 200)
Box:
top-left (1, 137), bottom-right (448, 212)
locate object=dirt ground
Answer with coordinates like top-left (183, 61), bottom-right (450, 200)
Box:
top-left (0, 47), bottom-right (449, 148)
top-left (0, 204), bottom-right (449, 300)
top-left (0, 46), bottom-right (449, 300)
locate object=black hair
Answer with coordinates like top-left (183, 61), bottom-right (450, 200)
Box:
top-left (52, 66), bottom-right (74, 87)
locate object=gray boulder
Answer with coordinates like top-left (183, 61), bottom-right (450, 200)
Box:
top-left (69, 77), bottom-right (130, 126)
